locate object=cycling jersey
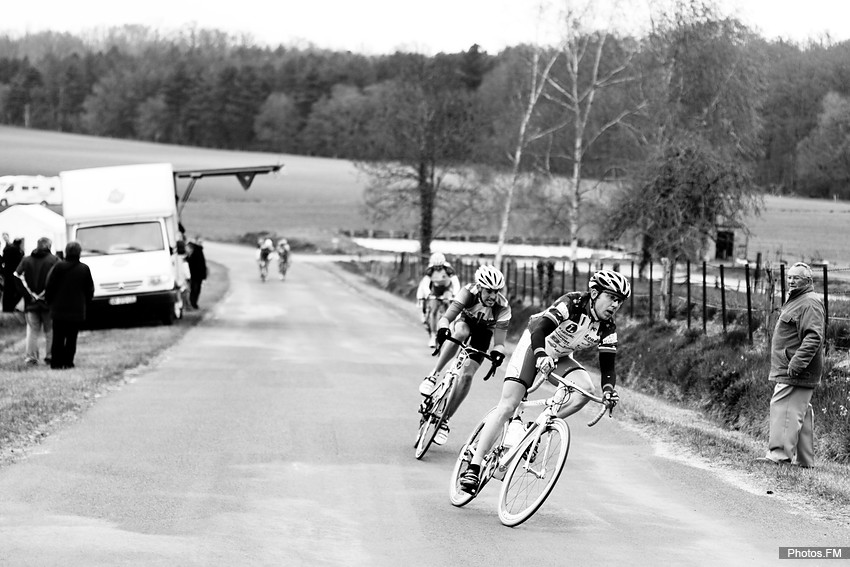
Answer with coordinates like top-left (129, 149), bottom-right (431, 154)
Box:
top-left (416, 263), bottom-right (461, 301)
top-left (442, 283), bottom-right (511, 364)
top-left (445, 283), bottom-right (511, 331)
top-left (523, 291), bottom-right (618, 388)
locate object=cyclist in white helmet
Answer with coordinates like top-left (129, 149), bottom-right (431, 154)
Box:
top-left (415, 251), bottom-right (461, 348)
top-left (458, 269), bottom-right (629, 494)
top-left (418, 264), bottom-right (511, 446)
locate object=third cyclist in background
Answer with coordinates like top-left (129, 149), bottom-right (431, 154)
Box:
top-left (418, 265), bottom-right (511, 446)
top-left (416, 252), bottom-right (461, 348)
top-left (277, 238), bottom-right (291, 280)
top-left (458, 269), bottom-right (629, 494)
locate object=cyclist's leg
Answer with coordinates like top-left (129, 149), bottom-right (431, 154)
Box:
top-left (469, 329), bottom-right (536, 468)
top-left (426, 296), bottom-right (441, 337)
top-left (444, 324), bottom-right (492, 421)
top-left (428, 320), bottom-right (469, 377)
top-left (552, 357), bottom-right (595, 419)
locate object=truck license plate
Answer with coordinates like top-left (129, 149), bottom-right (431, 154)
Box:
top-left (109, 296), bottom-right (137, 306)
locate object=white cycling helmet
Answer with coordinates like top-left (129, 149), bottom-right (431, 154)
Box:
top-left (475, 265), bottom-right (505, 291)
top-left (262, 238), bottom-right (274, 249)
top-left (429, 252), bottom-right (446, 266)
top-left (589, 269), bottom-right (631, 299)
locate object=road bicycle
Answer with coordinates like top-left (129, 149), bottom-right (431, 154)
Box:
top-left (278, 255), bottom-right (290, 280)
top-left (414, 335), bottom-right (502, 460)
top-left (448, 369), bottom-right (613, 527)
top-left (258, 258), bottom-right (270, 282)
top-left (422, 292), bottom-right (453, 347)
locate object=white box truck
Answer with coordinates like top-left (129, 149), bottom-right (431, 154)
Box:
top-left (60, 163), bottom-right (186, 324)
top-left (0, 175), bottom-right (62, 207)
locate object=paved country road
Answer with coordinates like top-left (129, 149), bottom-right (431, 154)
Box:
top-left (0, 242), bottom-right (847, 567)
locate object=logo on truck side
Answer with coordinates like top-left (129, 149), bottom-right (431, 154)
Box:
top-left (107, 188), bottom-right (125, 203)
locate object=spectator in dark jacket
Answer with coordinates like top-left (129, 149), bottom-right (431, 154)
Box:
top-left (755, 262), bottom-right (824, 468)
top-left (2, 234), bottom-right (24, 313)
top-left (15, 237), bottom-right (58, 364)
top-left (186, 240), bottom-right (207, 309)
top-left (44, 241), bottom-right (94, 370)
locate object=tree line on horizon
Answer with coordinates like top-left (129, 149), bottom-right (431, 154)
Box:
top-left (1, 20), bottom-right (849, 200)
top-left (1, 2), bottom-right (850, 271)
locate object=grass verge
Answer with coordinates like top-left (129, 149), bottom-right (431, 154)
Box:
top-left (0, 260), bottom-right (229, 467)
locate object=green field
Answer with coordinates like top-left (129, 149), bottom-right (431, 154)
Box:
top-left (1, 125), bottom-right (849, 265)
top-left (0, 126), bottom-right (366, 243)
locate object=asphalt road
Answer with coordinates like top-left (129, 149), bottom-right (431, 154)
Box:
top-left (0, 242), bottom-right (847, 566)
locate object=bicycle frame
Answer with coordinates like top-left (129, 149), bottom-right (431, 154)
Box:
top-left (487, 371), bottom-right (610, 481)
top-left (416, 336), bottom-right (502, 459)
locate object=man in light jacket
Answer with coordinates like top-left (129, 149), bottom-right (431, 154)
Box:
top-left (756, 262), bottom-right (824, 468)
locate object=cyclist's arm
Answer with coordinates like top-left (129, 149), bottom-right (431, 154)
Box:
top-left (598, 330), bottom-right (618, 390)
top-left (490, 327), bottom-right (507, 353)
top-left (599, 351), bottom-right (616, 390)
top-left (415, 276), bottom-right (431, 302)
top-left (450, 274), bottom-right (461, 296)
top-left (528, 315), bottom-right (556, 359)
top-left (439, 286), bottom-right (473, 329)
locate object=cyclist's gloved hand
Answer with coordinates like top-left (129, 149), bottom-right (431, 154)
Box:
top-left (489, 350), bottom-right (505, 367)
top-left (602, 385), bottom-right (619, 408)
top-left (535, 355), bottom-right (556, 376)
top-left (436, 327), bottom-right (451, 346)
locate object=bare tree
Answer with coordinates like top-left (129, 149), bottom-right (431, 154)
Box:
top-left (539, 1), bottom-right (646, 265)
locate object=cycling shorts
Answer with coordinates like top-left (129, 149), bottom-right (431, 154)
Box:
top-left (454, 314), bottom-right (494, 364)
top-left (504, 329), bottom-right (586, 389)
top-left (430, 283), bottom-right (450, 297)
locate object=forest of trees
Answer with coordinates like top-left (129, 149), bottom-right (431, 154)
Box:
top-left (2, 4), bottom-right (850, 258)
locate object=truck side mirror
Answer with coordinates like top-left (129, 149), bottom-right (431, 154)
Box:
top-left (176, 240), bottom-right (186, 255)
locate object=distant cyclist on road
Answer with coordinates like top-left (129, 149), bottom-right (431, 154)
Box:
top-left (257, 238), bottom-right (274, 279)
top-left (418, 265), bottom-right (510, 446)
top-left (276, 238), bottom-right (291, 280)
top-left (458, 269), bottom-right (629, 494)
top-left (416, 252), bottom-right (461, 348)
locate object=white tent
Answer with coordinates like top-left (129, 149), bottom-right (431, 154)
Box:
top-left (0, 204), bottom-right (66, 256)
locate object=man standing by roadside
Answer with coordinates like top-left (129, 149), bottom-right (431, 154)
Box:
top-left (15, 237), bottom-right (58, 365)
top-left (2, 233), bottom-right (24, 313)
top-left (44, 241), bottom-right (94, 369)
top-left (186, 239), bottom-right (207, 309)
top-left (756, 262), bottom-right (824, 468)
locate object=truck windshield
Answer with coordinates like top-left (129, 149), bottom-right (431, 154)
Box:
top-left (76, 222), bottom-right (165, 256)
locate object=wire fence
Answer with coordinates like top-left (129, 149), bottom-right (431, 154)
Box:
top-left (371, 252), bottom-right (850, 355)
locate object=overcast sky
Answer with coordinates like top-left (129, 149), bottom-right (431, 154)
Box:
top-left (1, 0), bottom-right (848, 54)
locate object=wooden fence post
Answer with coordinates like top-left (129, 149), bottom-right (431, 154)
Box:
top-left (823, 265), bottom-right (830, 357)
top-left (720, 264), bottom-right (727, 334)
top-left (686, 260), bottom-right (691, 329)
top-left (702, 261), bottom-right (707, 334)
top-left (649, 261), bottom-right (654, 322)
top-left (745, 263), bottom-right (753, 345)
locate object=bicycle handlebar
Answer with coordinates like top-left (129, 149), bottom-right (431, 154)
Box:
top-left (537, 370), bottom-right (614, 427)
top-left (432, 335), bottom-right (503, 381)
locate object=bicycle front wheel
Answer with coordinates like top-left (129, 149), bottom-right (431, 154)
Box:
top-left (414, 393), bottom-right (448, 460)
top-left (449, 407), bottom-right (501, 507)
top-left (497, 419), bottom-right (570, 527)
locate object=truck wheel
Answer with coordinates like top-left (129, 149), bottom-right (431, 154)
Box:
top-left (0, 199), bottom-right (6, 206)
top-left (161, 304), bottom-right (176, 326)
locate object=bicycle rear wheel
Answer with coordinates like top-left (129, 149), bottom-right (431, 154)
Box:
top-left (497, 419), bottom-right (570, 527)
top-left (415, 392), bottom-right (449, 460)
top-left (449, 408), bottom-right (502, 507)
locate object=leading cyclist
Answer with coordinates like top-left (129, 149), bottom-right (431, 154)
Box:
top-left (418, 265), bottom-right (511, 446)
top-left (458, 269), bottom-right (629, 493)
